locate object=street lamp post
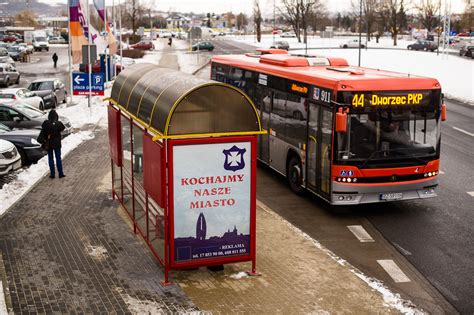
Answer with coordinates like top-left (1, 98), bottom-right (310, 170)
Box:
top-left (358, 0), bottom-right (362, 66)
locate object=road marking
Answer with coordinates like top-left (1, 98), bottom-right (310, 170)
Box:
top-left (377, 259), bottom-right (411, 283)
top-left (452, 126), bottom-right (474, 137)
top-left (347, 225), bottom-right (375, 242)
top-left (0, 280), bottom-right (7, 315)
top-left (439, 170), bottom-right (445, 174)
top-left (467, 192), bottom-right (474, 197)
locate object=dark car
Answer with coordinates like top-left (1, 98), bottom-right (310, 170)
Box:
top-left (0, 122), bottom-right (45, 165)
top-left (192, 41), bottom-right (214, 51)
top-left (0, 102), bottom-right (72, 137)
top-left (270, 41), bottom-right (290, 50)
top-left (407, 40), bottom-right (438, 51)
top-left (7, 46), bottom-right (26, 61)
top-left (27, 78), bottom-right (67, 109)
top-left (130, 40), bottom-right (154, 50)
top-left (459, 43), bottom-right (474, 57)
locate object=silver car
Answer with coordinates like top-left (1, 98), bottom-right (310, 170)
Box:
top-left (0, 63), bottom-right (20, 86)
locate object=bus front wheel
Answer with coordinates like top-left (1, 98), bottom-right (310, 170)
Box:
top-left (287, 157), bottom-right (304, 194)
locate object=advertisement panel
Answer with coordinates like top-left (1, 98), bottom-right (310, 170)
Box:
top-left (170, 138), bottom-right (254, 266)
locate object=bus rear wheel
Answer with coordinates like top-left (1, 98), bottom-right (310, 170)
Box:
top-left (287, 156), bottom-right (304, 194)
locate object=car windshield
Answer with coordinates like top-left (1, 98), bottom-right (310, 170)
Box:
top-left (336, 110), bottom-right (440, 166)
top-left (7, 47), bottom-right (19, 52)
top-left (13, 103), bottom-right (44, 118)
top-left (35, 37), bottom-right (47, 42)
top-left (28, 81), bottom-right (53, 91)
top-left (0, 49), bottom-right (7, 56)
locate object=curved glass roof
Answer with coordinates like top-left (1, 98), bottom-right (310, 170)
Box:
top-left (110, 63), bottom-right (263, 138)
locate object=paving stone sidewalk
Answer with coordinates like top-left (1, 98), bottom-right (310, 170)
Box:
top-left (0, 130), bottom-right (197, 314)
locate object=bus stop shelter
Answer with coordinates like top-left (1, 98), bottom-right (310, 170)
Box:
top-left (107, 63), bottom-right (265, 284)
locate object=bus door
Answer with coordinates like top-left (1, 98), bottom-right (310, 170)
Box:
top-left (307, 103), bottom-right (332, 199)
top-left (259, 88), bottom-right (272, 164)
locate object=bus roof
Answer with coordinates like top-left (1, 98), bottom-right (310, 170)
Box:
top-left (211, 53), bottom-right (441, 92)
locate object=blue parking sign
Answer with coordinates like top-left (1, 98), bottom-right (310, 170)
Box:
top-left (72, 72), bottom-right (104, 96)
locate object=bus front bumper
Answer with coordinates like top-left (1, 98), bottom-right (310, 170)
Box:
top-left (331, 177), bottom-right (439, 205)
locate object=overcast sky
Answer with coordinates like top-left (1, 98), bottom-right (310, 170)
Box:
top-left (40, 0), bottom-right (466, 15)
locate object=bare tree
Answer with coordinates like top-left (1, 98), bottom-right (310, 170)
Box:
top-left (379, 0), bottom-right (407, 45)
top-left (123, 0), bottom-right (143, 35)
top-left (281, 0), bottom-right (302, 41)
top-left (254, 0), bottom-right (263, 42)
top-left (15, 10), bottom-right (37, 27)
top-left (281, 0), bottom-right (322, 43)
top-left (416, 0), bottom-right (440, 31)
top-left (351, 0), bottom-right (381, 42)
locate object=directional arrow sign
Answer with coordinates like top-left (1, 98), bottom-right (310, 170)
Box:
top-left (72, 72), bottom-right (104, 96)
top-left (74, 74), bottom-right (85, 85)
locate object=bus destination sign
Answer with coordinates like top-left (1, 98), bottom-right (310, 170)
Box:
top-left (351, 92), bottom-right (428, 108)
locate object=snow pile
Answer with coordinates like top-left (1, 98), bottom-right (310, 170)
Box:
top-left (0, 94), bottom-right (108, 217)
top-left (229, 271), bottom-right (249, 280)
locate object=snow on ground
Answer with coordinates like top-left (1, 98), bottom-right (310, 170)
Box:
top-left (174, 39), bottom-right (211, 74)
top-left (0, 94), bottom-right (108, 217)
top-left (235, 34), bottom-right (474, 104)
top-left (134, 38), bottom-right (166, 65)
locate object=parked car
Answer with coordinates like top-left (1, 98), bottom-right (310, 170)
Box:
top-left (407, 40), bottom-right (438, 51)
top-left (130, 40), bottom-right (154, 50)
top-left (0, 47), bottom-right (14, 64)
top-left (48, 36), bottom-right (67, 44)
top-left (27, 78), bottom-right (67, 108)
top-left (7, 46), bottom-right (26, 61)
top-left (459, 43), bottom-right (474, 57)
top-left (0, 123), bottom-right (45, 165)
top-left (0, 63), bottom-right (20, 86)
top-left (270, 41), bottom-right (290, 50)
top-left (192, 41), bottom-right (214, 51)
top-left (340, 39), bottom-right (365, 48)
top-left (0, 88), bottom-right (44, 110)
top-left (0, 102), bottom-right (72, 136)
top-left (158, 31), bottom-right (172, 38)
top-left (32, 35), bottom-right (49, 51)
top-left (2, 34), bottom-right (17, 43)
top-left (0, 138), bottom-right (21, 175)
top-left (280, 32), bottom-right (296, 38)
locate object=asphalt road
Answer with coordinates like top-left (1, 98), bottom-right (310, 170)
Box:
top-left (15, 45), bottom-right (71, 93)
top-left (204, 39), bottom-right (474, 314)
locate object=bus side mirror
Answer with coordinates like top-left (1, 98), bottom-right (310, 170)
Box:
top-left (335, 108), bottom-right (347, 133)
top-left (441, 103), bottom-right (447, 121)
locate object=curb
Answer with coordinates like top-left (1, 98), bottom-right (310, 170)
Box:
top-left (192, 59), bottom-right (211, 75)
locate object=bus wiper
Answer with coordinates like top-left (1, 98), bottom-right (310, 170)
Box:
top-left (360, 147), bottom-right (427, 168)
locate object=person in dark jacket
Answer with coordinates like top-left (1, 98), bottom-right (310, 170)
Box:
top-left (40, 110), bottom-right (65, 178)
top-left (52, 53), bottom-right (58, 68)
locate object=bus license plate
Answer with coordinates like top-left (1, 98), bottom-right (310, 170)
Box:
top-left (380, 192), bottom-right (403, 200)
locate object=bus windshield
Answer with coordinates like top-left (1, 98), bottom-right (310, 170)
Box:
top-left (336, 110), bottom-right (440, 166)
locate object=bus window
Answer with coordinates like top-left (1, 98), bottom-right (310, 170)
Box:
top-left (285, 94), bottom-right (307, 148)
top-left (271, 92), bottom-right (286, 137)
top-left (211, 63), bottom-right (229, 82)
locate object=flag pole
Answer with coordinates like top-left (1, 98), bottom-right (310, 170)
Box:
top-left (67, 0), bottom-right (73, 105)
top-left (87, 0), bottom-right (92, 111)
top-left (104, 2), bottom-right (109, 84)
top-left (113, 0), bottom-right (116, 78)
top-left (119, 0), bottom-right (122, 67)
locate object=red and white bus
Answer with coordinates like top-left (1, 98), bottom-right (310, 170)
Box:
top-left (211, 50), bottom-right (446, 205)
